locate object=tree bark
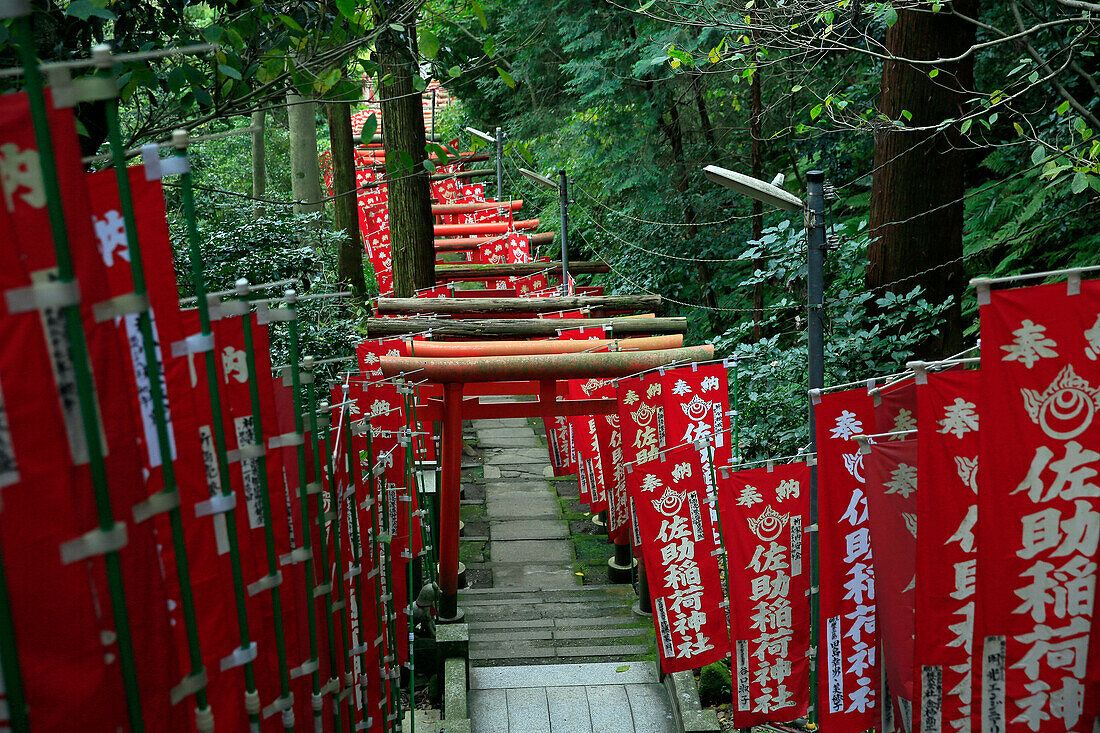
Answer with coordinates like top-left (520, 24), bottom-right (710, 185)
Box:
top-left (866, 2), bottom-right (977, 356)
top-left (375, 16), bottom-right (435, 296)
top-left (375, 294), bottom-right (662, 316)
top-left (286, 93), bottom-right (323, 217)
top-left (327, 101), bottom-right (367, 295)
top-left (250, 109), bottom-right (266, 218)
top-left (364, 316), bottom-right (689, 339)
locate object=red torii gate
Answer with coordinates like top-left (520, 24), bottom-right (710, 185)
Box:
top-left (380, 345), bottom-right (714, 621)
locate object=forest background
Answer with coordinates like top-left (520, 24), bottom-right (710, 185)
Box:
top-left (2, 0), bottom-right (1098, 460)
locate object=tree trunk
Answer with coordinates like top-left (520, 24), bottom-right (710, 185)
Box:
top-left (287, 93), bottom-right (323, 217)
top-left (866, 2), bottom-right (976, 356)
top-left (692, 74), bottom-right (716, 152)
top-left (375, 16), bottom-right (435, 296)
top-left (251, 109), bottom-right (266, 218)
top-left (750, 66), bottom-right (766, 341)
top-left (327, 101), bottom-right (367, 295)
top-left (659, 96), bottom-right (721, 328)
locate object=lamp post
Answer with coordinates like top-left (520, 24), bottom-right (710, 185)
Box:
top-left (703, 163), bottom-right (827, 726)
top-left (519, 167), bottom-right (570, 295)
top-left (465, 125), bottom-right (504, 201)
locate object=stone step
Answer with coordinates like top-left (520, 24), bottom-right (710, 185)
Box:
top-left (467, 615), bottom-right (650, 631)
top-left (461, 583), bottom-right (635, 597)
top-left (470, 661), bottom-right (659, 689)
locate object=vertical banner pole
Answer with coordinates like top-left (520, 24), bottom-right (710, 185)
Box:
top-left (175, 135), bottom-right (261, 730)
top-left (805, 169), bottom-right (827, 728)
top-left (0, 536), bottom-right (29, 733)
top-left (558, 171), bottom-right (570, 295)
top-left (303, 369), bottom-right (344, 732)
top-left (284, 295), bottom-right (324, 731)
top-left (13, 17), bottom-right (145, 730)
top-left (97, 47), bottom-right (212, 724)
top-left (494, 126), bottom-right (503, 203)
top-left (237, 285), bottom-right (294, 732)
top-left (403, 385), bottom-right (438, 584)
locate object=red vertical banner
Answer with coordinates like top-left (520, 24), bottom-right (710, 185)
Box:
top-left (864, 437), bottom-right (919, 729)
top-left (718, 462), bottom-right (812, 727)
top-left (660, 364), bottom-right (732, 545)
top-left (914, 369), bottom-right (980, 732)
top-left (566, 379), bottom-right (607, 512)
top-left (632, 444), bottom-right (729, 673)
top-left (815, 387), bottom-right (879, 728)
top-left (617, 374), bottom-right (666, 553)
top-left (974, 279), bottom-right (1100, 733)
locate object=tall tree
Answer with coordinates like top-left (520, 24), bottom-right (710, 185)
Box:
top-left (287, 92), bottom-right (323, 218)
top-left (327, 101), bottom-right (368, 295)
top-left (866, 2), bottom-right (978, 356)
top-left (251, 109), bottom-right (266, 218)
top-left (375, 12), bottom-right (435, 296)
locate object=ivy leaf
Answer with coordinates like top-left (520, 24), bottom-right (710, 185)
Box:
top-left (448, 65), bottom-right (462, 78)
top-left (883, 6), bottom-right (898, 26)
top-left (1072, 170), bottom-right (1088, 194)
top-left (497, 67), bottom-right (515, 88)
top-left (218, 64), bottom-right (242, 80)
top-left (471, 0), bottom-right (488, 30)
top-left (66, 0), bottom-right (115, 20)
top-left (360, 113), bottom-right (378, 142)
top-left (1030, 146), bottom-right (1047, 165)
top-left (420, 28), bottom-right (440, 59)
top-left (1057, 100), bottom-right (1071, 115)
top-left (810, 104), bottom-right (822, 120)
top-left (960, 118), bottom-right (972, 134)
top-left (638, 0), bottom-right (656, 10)
top-left (278, 14), bottom-right (303, 32)
top-left (334, 0), bottom-right (356, 20)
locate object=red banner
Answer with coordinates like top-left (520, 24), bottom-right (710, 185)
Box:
top-left (815, 387), bottom-right (879, 727)
top-left (618, 373), bottom-right (666, 552)
top-left (566, 379), bottom-right (608, 512)
top-left (633, 444), bottom-right (729, 673)
top-left (864, 437), bottom-right (919, 729)
top-left (974, 279), bottom-right (1100, 733)
top-left (914, 369), bottom-right (980, 732)
top-left (718, 462), bottom-right (812, 727)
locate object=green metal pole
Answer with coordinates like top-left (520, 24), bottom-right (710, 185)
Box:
top-left (175, 137), bottom-right (261, 730)
top-left (0, 533), bottom-right (29, 733)
top-left (283, 294), bottom-right (324, 732)
top-left (236, 283), bottom-right (293, 732)
top-left (402, 386), bottom-right (437, 585)
top-left (304, 365), bottom-right (344, 732)
top-left (13, 18), bottom-right (144, 730)
top-left (317, 414), bottom-right (356, 730)
top-left (359, 411), bottom-right (394, 733)
top-left (97, 50), bottom-right (211, 726)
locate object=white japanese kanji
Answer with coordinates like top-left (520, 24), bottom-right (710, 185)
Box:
top-left (221, 347), bottom-right (248, 383)
top-left (891, 408), bottom-right (916, 436)
top-left (776, 479), bottom-right (799, 501)
top-left (671, 379), bottom-right (692, 396)
top-left (955, 455), bottom-right (979, 492)
top-left (1014, 441), bottom-right (1100, 503)
top-left (1001, 319), bottom-right (1058, 368)
top-left (0, 143), bottom-right (45, 210)
top-left (830, 410), bottom-right (864, 441)
top-left (1021, 365), bottom-right (1099, 441)
top-left (842, 451), bottom-right (866, 483)
top-left (1086, 315), bottom-right (1100, 361)
top-left (884, 463), bottom-right (917, 498)
top-left (361, 352), bottom-right (379, 365)
top-left (939, 398), bottom-right (979, 438)
top-left (92, 209), bottom-right (130, 268)
top-left (737, 485), bottom-right (763, 507)
top-left (647, 382), bottom-right (662, 399)
top-left (903, 512), bottom-right (917, 537)
top-left (671, 462), bottom-right (693, 482)
top-left (370, 399), bottom-right (391, 417)
top-left (640, 473), bottom-right (663, 493)
top-left (700, 375), bottom-right (719, 392)
top-left (622, 389), bottom-right (639, 405)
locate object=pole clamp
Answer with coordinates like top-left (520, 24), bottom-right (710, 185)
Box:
top-left (93, 292), bottom-right (150, 322)
top-left (344, 565), bottom-right (362, 581)
top-left (262, 693), bottom-right (295, 720)
top-left (170, 332), bottom-right (215, 358)
top-left (45, 68), bottom-right (117, 108)
top-left (226, 443), bottom-right (265, 463)
top-left (332, 600), bottom-right (346, 611)
top-left (195, 492), bottom-right (236, 517)
top-left (289, 658), bottom-right (319, 680)
top-left (312, 583), bottom-right (332, 598)
top-left (256, 302), bottom-right (296, 324)
top-left (60, 523), bottom-right (128, 564)
top-left (320, 677), bottom-right (339, 696)
top-left (6, 280), bottom-right (81, 314)
top-left (170, 667), bottom-right (208, 705)
top-left (268, 431), bottom-right (305, 450)
top-left (142, 145), bottom-right (191, 180)
top-left (133, 489), bottom-right (182, 524)
top-left (279, 547), bottom-right (312, 566)
top-left (220, 642), bottom-right (258, 671)
top-left (207, 298), bottom-right (250, 321)
top-left (305, 481), bottom-right (323, 496)
top-left (349, 642), bottom-right (369, 656)
top-left (247, 571), bottom-right (283, 596)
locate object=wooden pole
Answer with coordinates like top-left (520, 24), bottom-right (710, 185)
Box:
top-left (433, 219), bottom-right (539, 237)
top-left (376, 294), bottom-right (660, 316)
top-left (434, 231), bottom-right (554, 251)
top-left (363, 316), bottom-right (686, 339)
top-left (435, 260), bottom-right (608, 280)
top-left (431, 200), bottom-right (523, 215)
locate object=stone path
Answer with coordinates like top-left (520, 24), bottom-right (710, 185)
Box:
top-left (468, 662), bottom-right (676, 733)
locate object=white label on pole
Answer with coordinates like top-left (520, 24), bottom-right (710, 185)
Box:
top-left (234, 416), bottom-right (264, 529)
top-left (826, 615), bottom-right (844, 713)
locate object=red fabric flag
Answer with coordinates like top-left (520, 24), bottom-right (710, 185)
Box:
top-left (815, 387), bottom-right (879, 727)
top-left (914, 369), bottom-right (980, 732)
top-left (874, 378), bottom-right (918, 436)
top-left (865, 437), bottom-right (920, 729)
top-left (0, 91), bottom-right (181, 730)
top-left (660, 364), bottom-right (732, 546)
top-left (507, 232), bottom-right (531, 263)
top-left (566, 379), bottom-right (608, 512)
top-left (718, 462), bottom-right (812, 727)
top-left (633, 444), bottom-right (729, 673)
top-left (973, 279), bottom-right (1100, 733)
top-left (618, 374), bottom-right (667, 553)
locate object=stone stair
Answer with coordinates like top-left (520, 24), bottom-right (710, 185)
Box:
top-left (460, 585), bottom-right (655, 667)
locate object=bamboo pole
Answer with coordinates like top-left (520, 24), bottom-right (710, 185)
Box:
top-left (99, 60), bottom-right (212, 726)
top-left (176, 140), bottom-right (262, 731)
top-left (434, 231), bottom-right (554, 251)
top-left (364, 317), bottom-right (685, 340)
top-left (237, 287), bottom-right (294, 732)
top-left (14, 18), bottom-right (144, 729)
top-left (376, 295), bottom-right (659, 316)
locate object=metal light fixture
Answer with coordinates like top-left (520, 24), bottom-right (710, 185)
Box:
top-left (518, 167), bottom-right (557, 189)
top-left (464, 126), bottom-right (494, 144)
top-left (702, 164), bottom-right (804, 212)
